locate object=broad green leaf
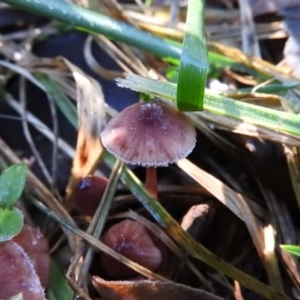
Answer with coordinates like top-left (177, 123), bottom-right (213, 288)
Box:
top-left (47, 259), bottom-right (73, 300)
top-left (0, 208), bottom-right (24, 241)
top-left (280, 245), bottom-right (300, 257)
top-left (177, 0), bottom-right (208, 111)
top-left (0, 164), bottom-right (28, 209)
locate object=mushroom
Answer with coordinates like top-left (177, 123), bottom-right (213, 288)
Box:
top-left (71, 175), bottom-right (108, 216)
top-left (101, 219), bottom-right (163, 278)
top-left (100, 102), bottom-right (196, 198)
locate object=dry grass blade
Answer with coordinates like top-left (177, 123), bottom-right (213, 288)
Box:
top-left (4, 93), bottom-right (75, 159)
top-left (196, 111), bottom-right (300, 147)
top-left (280, 247), bottom-right (300, 293)
top-left (30, 198), bottom-right (169, 282)
top-left (177, 159), bottom-right (261, 221)
top-left (263, 224), bottom-right (282, 290)
top-left (208, 41), bottom-right (291, 77)
top-left (284, 145), bottom-right (300, 212)
top-left (93, 34), bottom-right (149, 76)
top-left (64, 60), bottom-right (106, 200)
top-left (228, 92), bottom-right (283, 108)
top-left (0, 60), bottom-right (45, 90)
top-left (19, 74), bottom-right (60, 199)
top-left (0, 34), bottom-right (35, 63)
top-left (83, 35), bottom-right (125, 80)
top-left (258, 186), bottom-right (300, 290)
top-left (91, 35), bottom-right (132, 73)
top-left (19, 77), bottom-right (52, 186)
top-left (176, 158), bottom-right (277, 284)
top-left (283, 146), bottom-right (300, 288)
top-left (238, 0), bottom-right (261, 57)
top-left (168, 0), bottom-right (180, 28)
top-left (76, 159), bottom-right (124, 288)
top-left (66, 276), bottom-right (92, 300)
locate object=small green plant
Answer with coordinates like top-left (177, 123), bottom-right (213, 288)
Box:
top-left (0, 164), bottom-right (28, 241)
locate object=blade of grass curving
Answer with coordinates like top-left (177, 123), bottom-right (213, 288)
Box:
top-left (239, 82), bottom-right (300, 94)
top-left (176, 0), bottom-right (208, 111)
top-left (116, 74), bottom-right (300, 138)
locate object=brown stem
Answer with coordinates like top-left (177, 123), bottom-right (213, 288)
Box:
top-left (145, 167), bottom-right (158, 199)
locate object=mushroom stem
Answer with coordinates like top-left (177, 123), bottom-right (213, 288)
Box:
top-left (145, 167), bottom-right (158, 199)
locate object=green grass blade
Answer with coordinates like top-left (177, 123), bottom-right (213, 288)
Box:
top-left (36, 74), bottom-right (78, 128)
top-left (239, 82), bottom-right (300, 93)
top-left (0, 0), bottom-right (271, 80)
top-left (0, 0), bottom-right (181, 59)
top-left (48, 259), bottom-right (73, 300)
top-left (177, 0), bottom-right (208, 111)
top-left (280, 245), bottom-right (300, 258)
top-left (116, 74), bottom-right (300, 138)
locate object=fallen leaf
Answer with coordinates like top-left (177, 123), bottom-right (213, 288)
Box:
top-left (63, 60), bottom-right (106, 200)
top-left (12, 225), bottom-right (50, 288)
top-left (0, 241), bottom-right (45, 300)
top-left (93, 277), bottom-right (224, 300)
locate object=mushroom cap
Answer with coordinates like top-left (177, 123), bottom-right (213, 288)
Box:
top-left (101, 220), bottom-right (162, 278)
top-left (71, 176), bottom-right (108, 216)
top-left (100, 102), bottom-right (196, 167)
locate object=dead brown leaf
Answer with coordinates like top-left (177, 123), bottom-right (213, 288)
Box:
top-left (93, 277), bottom-right (224, 300)
top-left (0, 241), bottom-right (45, 300)
top-left (64, 60), bottom-right (106, 200)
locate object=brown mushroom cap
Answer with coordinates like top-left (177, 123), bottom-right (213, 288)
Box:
top-left (101, 220), bottom-right (162, 278)
top-left (100, 102), bottom-right (196, 167)
top-left (71, 175), bottom-right (108, 216)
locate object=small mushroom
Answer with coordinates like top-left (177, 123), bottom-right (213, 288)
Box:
top-left (101, 219), bottom-right (162, 278)
top-left (100, 102), bottom-right (196, 197)
top-left (71, 175), bottom-right (108, 216)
